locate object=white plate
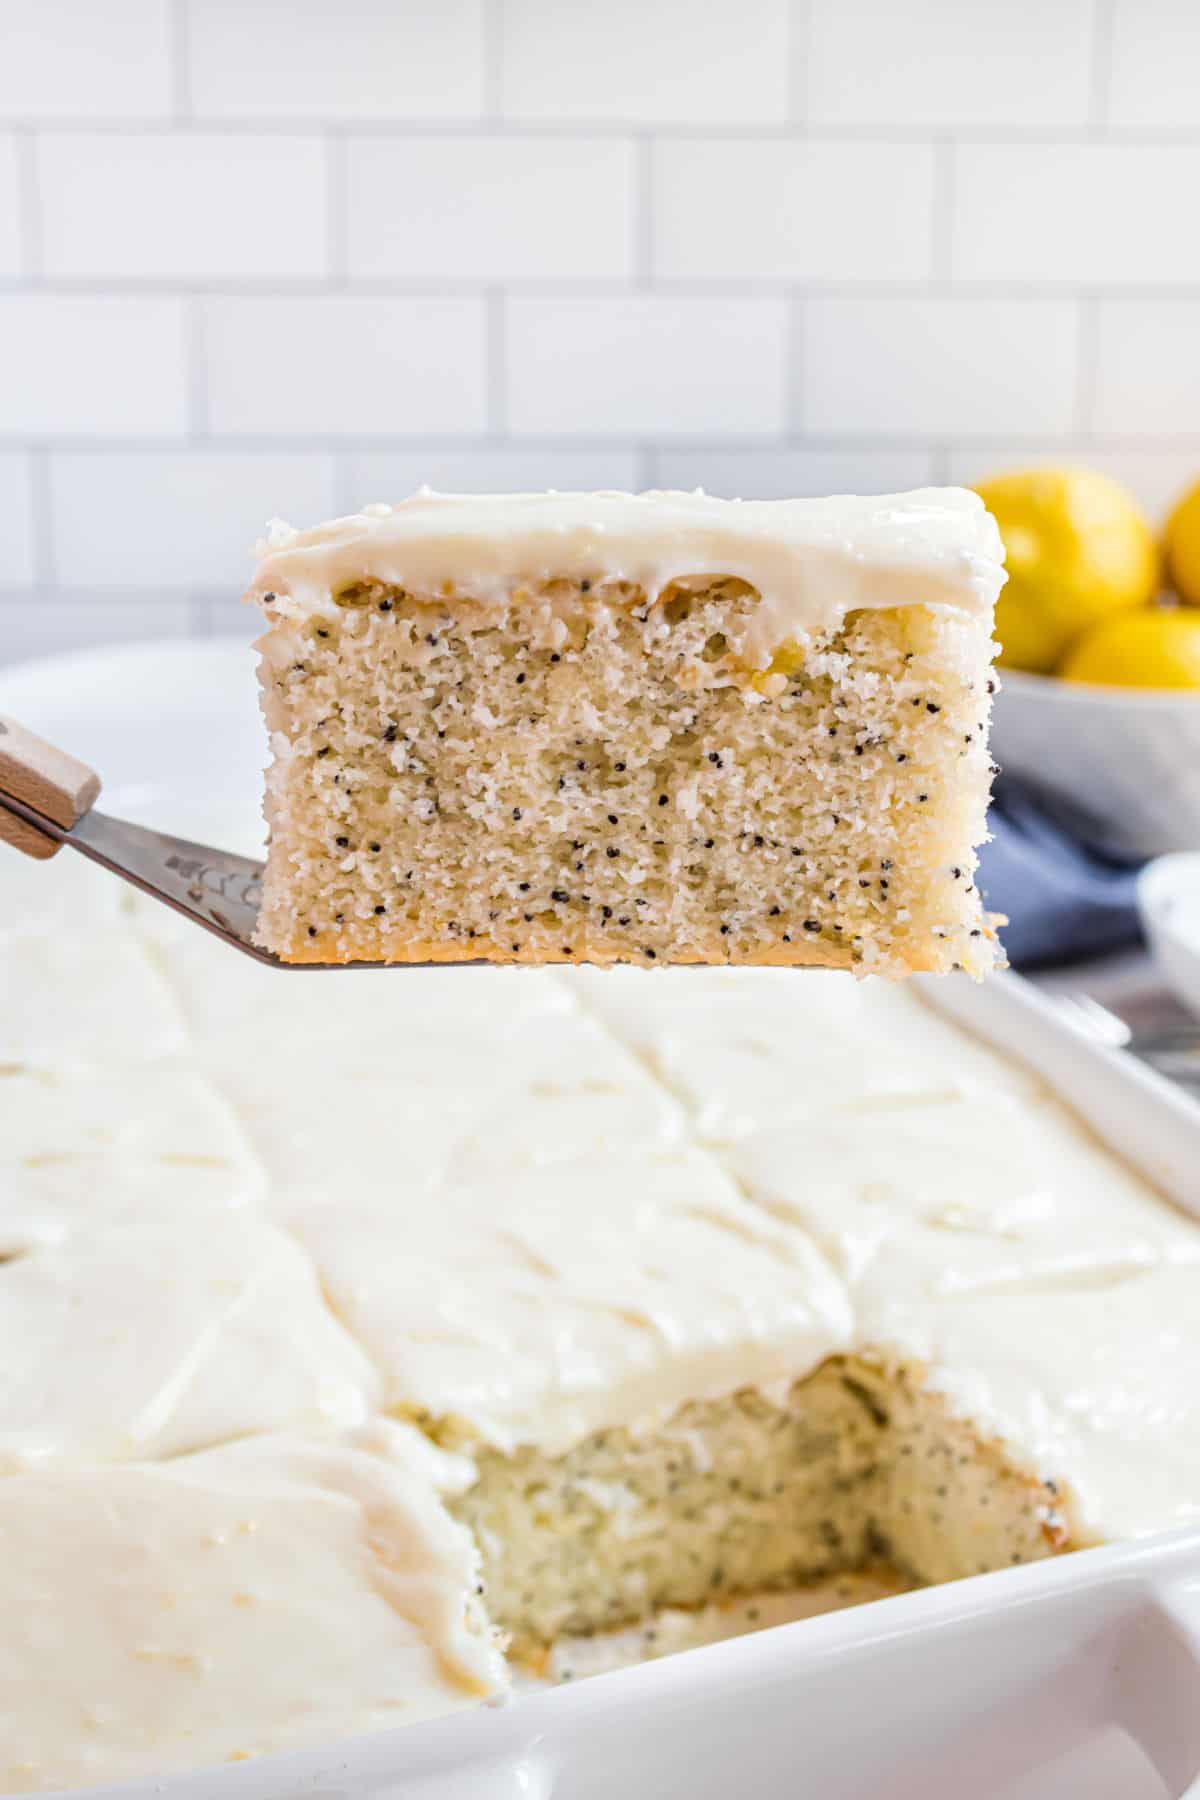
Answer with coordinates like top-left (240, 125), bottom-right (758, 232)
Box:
top-left (4, 642), bottom-right (1200, 1800)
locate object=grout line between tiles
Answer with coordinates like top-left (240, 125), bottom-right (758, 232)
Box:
top-left (787, 0), bottom-right (809, 125)
top-left (27, 446), bottom-right (54, 591)
top-left (1074, 297), bottom-right (1100, 437)
top-left (12, 117), bottom-right (1200, 145)
top-left (930, 140), bottom-right (955, 288)
top-left (633, 443), bottom-right (655, 489)
top-left (14, 131), bottom-right (42, 278)
top-left (486, 289), bottom-right (507, 435)
top-left (8, 430), bottom-right (1200, 456)
top-left (482, 0), bottom-right (504, 120)
top-left (787, 296), bottom-right (804, 436)
top-left (326, 131), bottom-right (349, 285)
top-left (167, 0), bottom-right (192, 120)
top-left (332, 454), bottom-right (360, 516)
top-left (184, 294), bottom-right (209, 438)
top-left (1088, 0), bottom-right (1116, 133)
top-left (633, 133), bottom-right (654, 288)
top-left (6, 276), bottom-right (1200, 301)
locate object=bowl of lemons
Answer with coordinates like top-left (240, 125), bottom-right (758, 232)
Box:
top-left (982, 467), bottom-right (1200, 859)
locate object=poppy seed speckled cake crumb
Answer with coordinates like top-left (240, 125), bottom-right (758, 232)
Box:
top-left (247, 489), bottom-right (1006, 975)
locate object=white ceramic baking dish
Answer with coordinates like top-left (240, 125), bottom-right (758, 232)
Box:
top-left (3, 641), bottom-right (1200, 1800)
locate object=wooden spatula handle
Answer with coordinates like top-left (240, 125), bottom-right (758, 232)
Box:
top-left (0, 715), bottom-right (102, 861)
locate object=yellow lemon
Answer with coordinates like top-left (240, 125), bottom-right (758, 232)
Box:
top-left (973, 468), bottom-right (1159, 674)
top-left (1164, 479), bottom-right (1200, 606)
top-left (1059, 606), bottom-right (1200, 690)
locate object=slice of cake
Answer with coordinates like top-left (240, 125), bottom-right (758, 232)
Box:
top-left (0, 1423), bottom-right (506, 1793)
top-left (248, 489), bottom-right (1005, 976)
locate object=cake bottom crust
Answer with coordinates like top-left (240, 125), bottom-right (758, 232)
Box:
top-left (272, 923), bottom-right (1002, 976)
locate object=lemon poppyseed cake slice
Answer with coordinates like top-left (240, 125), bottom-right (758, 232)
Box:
top-left (248, 489), bottom-right (1005, 975)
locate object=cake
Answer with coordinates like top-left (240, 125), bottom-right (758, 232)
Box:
top-left (0, 1210), bottom-right (380, 1470)
top-left (248, 489), bottom-right (1005, 976)
top-left (0, 1424), bottom-right (505, 1794)
top-left (3, 844), bottom-right (1200, 1787)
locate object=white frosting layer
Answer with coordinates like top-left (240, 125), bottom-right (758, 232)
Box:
top-left (126, 868), bottom-right (1200, 1536)
top-left (0, 1065), bottom-right (264, 1255)
top-left (0, 925), bottom-right (187, 1064)
top-left (296, 1145), bottom-right (853, 1455)
top-left (0, 1213), bottom-right (380, 1471)
top-left (0, 1423), bottom-right (506, 1794)
top-left (9, 846), bottom-right (1200, 1526)
top-left (248, 487), bottom-right (1006, 665)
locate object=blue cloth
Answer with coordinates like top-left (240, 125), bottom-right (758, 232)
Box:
top-left (976, 779), bottom-right (1145, 970)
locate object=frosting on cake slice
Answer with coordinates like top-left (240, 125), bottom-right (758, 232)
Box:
top-left (248, 488), bottom-right (1004, 976)
top-left (0, 1422), bottom-right (506, 1794)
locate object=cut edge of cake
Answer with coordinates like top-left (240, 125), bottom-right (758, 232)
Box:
top-left (436, 1350), bottom-right (1085, 1659)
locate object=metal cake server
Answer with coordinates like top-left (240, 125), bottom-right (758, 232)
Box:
top-left (0, 712), bottom-right (332, 970)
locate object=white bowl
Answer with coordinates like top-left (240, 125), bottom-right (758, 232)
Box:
top-left (1138, 852), bottom-right (1200, 1021)
top-left (990, 668), bottom-right (1200, 859)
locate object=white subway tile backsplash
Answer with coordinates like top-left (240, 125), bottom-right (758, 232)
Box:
top-left (1, 0), bottom-right (1198, 671)
top-left (347, 137), bottom-right (634, 282)
top-left (0, 0), bottom-right (170, 120)
top-left (945, 445), bottom-right (1200, 519)
top-left (1108, 0), bottom-right (1200, 129)
top-left (49, 452), bottom-right (337, 589)
top-left (203, 297), bottom-right (488, 437)
top-left (653, 140), bottom-right (935, 283)
top-left (0, 454), bottom-right (36, 588)
top-left (0, 597), bottom-right (191, 665)
top-left (346, 447), bottom-right (642, 501)
top-left (506, 297), bottom-right (788, 437)
top-left (805, 0), bottom-right (1093, 128)
top-left (954, 145), bottom-right (1200, 286)
top-left (1094, 303), bottom-right (1200, 437)
top-left (501, 0), bottom-right (790, 124)
top-left (0, 297), bottom-right (188, 438)
top-left (186, 0), bottom-right (483, 120)
top-left (0, 136), bottom-right (22, 276)
top-left (39, 135), bottom-right (329, 281)
top-left (802, 299), bottom-right (1079, 437)
top-left (650, 446), bottom-right (936, 499)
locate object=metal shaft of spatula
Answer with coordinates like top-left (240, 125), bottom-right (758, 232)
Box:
top-left (0, 711), bottom-right (285, 966)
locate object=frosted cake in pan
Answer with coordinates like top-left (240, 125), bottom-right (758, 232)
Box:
top-left (249, 489), bottom-right (1004, 976)
top-left (0, 1425), bottom-right (504, 1793)
top-left (1, 848), bottom-right (1199, 1789)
